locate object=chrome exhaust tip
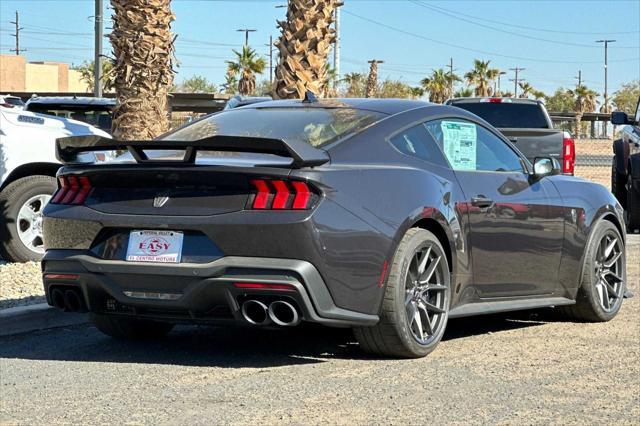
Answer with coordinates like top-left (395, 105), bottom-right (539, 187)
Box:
top-left (241, 300), bottom-right (270, 325)
top-left (268, 300), bottom-right (301, 327)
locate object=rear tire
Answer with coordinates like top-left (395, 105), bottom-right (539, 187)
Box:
top-left (90, 313), bottom-right (174, 340)
top-left (353, 228), bottom-right (451, 358)
top-left (558, 220), bottom-right (625, 322)
top-left (611, 160), bottom-right (627, 209)
top-left (625, 173), bottom-right (640, 232)
top-left (0, 175), bottom-right (56, 262)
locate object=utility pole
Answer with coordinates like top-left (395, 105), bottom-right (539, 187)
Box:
top-left (509, 67), bottom-right (525, 97)
top-left (446, 57), bottom-right (455, 96)
top-left (333, 4), bottom-right (342, 89)
top-left (265, 35), bottom-right (274, 86)
top-left (94, 0), bottom-right (103, 98)
top-left (575, 70), bottom-right (582, 87)
top-left (596, 39), bottom-right (615, 113)
top-left (237, 29), bottom-right (257, 46)
top-left (9, 11), bottom-right (26, 55)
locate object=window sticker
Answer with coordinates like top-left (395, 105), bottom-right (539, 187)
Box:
top-left (440, 121), bottom-right (477, 170)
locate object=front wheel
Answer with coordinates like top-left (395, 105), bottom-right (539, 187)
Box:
top-left (559, 220), bottom-right (625, 322)
top-left (0, 175), bottom-right (56, 262)
top-left (353, 228), bottom-right (451, 358)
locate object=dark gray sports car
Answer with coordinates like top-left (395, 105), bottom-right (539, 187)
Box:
top-left (42, 98), bottom-right (627, 358)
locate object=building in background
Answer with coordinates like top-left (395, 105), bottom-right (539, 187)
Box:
top-left (0, 55), bottom-right (87, 93)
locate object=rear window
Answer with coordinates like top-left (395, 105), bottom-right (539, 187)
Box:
top-left (164, 107), bottom-right (386, 147)
top-left (450, 102), bottom-right (549, 129)
top-left (3, 97), bottom-right (24, 107)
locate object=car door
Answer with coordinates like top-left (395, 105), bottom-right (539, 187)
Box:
top-left (424, 118), bottom-right (564, 298)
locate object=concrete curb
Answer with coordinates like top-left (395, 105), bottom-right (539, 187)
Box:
top-left (0, 303), bottom-right (88, 337)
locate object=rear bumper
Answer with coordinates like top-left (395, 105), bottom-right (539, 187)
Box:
top-left (42, 250), bottom-right (379, 327)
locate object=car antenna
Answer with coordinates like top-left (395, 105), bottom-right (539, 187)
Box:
top-left (302, 90), bottom-right (318, 103)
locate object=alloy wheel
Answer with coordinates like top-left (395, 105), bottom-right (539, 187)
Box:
top-left (17, 194), bottom-right (51, 254)
top-left (405, 244), bottom-right (449, 345)
top-left (593, 231), bottom-right (624, 312)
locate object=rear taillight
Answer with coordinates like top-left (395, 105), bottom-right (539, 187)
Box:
top-left (50, 175), bottom-right (93, 205)
top-left (248, 179), bottom-right (316, 210)
top-left (562, 136), bottom-right (575, 175)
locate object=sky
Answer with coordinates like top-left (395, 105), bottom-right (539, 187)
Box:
top-left (1, 0), bottom-right (639, 101)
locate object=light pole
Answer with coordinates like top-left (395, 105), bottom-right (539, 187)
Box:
top-left (94, 0), bottom-right (103, 97)
top-left (596, 39), bottom-right (615, 138)
top-left (497, 71), bottom-right (507, 96)
top-left (237, 28), bottom-right (257, 46)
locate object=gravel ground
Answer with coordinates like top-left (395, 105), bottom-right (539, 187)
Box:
top-left (0, 244), bottom-right (638, 424)
top-left (0, 261), bottom-right (44, 309)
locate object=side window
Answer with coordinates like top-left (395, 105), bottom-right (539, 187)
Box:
top-left (389, 123), bottom-right (448, 167)
top-left (425, 119), bottom-right (523, 172)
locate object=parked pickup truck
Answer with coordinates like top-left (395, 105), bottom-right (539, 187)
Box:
top-left (0, 106), bottom-right (110, 262)
top-left (446, 97), bottom-right (575, 175)
top-left (611, 97), bottom-right (640, 232)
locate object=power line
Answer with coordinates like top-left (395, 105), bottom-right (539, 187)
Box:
top-left (410, 1), bottom-right (638, 49)
top-left (342, 10), bottom-right (640, 65)
top-left (411, 1), bottom-right (639, 36)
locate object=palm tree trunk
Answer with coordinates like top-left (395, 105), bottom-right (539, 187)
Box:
top-left (109, 0), bottom-right (175, 140)
top-left (575, 112), bottom-right (583, 138)
top-left (366, 60), bottom-right (380, 98)
top-left (274, 0), bottom-right (339, 99)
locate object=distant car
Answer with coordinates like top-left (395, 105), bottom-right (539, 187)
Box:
top-left (0, 94), bottom-right (25, 109)
top-left (25, 96), bottom-right (115, 134)
top-left (611, 97), bottom-right (640, 231)
top-left (43, 98), bottom-right (626, 358)
top-left (446, 97), bottom-right (575, 175)
top-left (0, 106), bottom-right (110, 262)
top-left (223, 95), bottom-right (272, 110)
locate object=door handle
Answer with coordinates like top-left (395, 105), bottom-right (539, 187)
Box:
top-left (471, 195), bottom-right (494, 208)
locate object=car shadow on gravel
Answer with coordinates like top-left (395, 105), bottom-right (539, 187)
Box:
top-left (0, 309), bottom-right (566, 367)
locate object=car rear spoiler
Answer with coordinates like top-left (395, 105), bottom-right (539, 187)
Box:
top-left (55, 135), bottom-right (330, 168)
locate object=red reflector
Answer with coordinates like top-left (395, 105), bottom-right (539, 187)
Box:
top-left (251, 179), bottom-right (271, 209)
top-left (233, 282), bottom-right (296, 291)
top-left (61, 176), bottom-right (80, 204)
top-left (378, 260), bottom-right (389, 288)
top-left (51, 176), bottom-right (68, 204)
top-left (291, 181), bottom-right (311, 209)
top-left (271, 180), bottom-right (290, 209)
top-left (562, 137), bottom-right (575, 175)
top-left (44, 273), bottom-right (79, 280)
top-left (72, 176), bottom-right (92, 205)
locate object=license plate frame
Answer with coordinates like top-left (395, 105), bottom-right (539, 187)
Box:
top-left (126, 230), bottom-right (184, 263)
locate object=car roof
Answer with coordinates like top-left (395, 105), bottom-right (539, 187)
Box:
top-left (243, 98), bottom-right (433, 115)
top-left (26, 96), bottom-right (116, 106)
top-left (447, 97), bottom-right (541, 105)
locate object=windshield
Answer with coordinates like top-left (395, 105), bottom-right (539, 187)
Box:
top-left (451, 103), bottom-right (549, 129)
top-left (164, 107), bottom-right (387, 147)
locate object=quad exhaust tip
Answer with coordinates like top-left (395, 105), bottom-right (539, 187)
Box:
top-left (240, 299), bottom-right (301, 327)
top-left (50, 287), bottom-right (87, 313)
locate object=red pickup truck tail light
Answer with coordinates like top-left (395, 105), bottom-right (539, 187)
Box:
top-left (51, 176), bottom-right (93, 205)
top-left (248, 179), bottom-right (316, 210)
top-left (562, 136), bottom-right (576, 175)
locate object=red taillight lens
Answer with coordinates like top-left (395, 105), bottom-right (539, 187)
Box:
top-left (249, 179), bottom-right (315, 210)
top-left (488, 98), bottom-right (502, 103)
top-left (233, 282), bottom-right (296, 291)
top-left (562, 137), bottom-right (575, 175)
top-left (51, 175), bottom-right (92, 205)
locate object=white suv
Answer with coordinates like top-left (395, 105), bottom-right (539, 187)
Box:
top-left (0, 106), bottom-right (109, 262)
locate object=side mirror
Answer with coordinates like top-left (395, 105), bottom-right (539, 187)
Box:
top-left (532, 157), bottom-right (554, 178)
top-left (611, 111), bottom-right (630, 125)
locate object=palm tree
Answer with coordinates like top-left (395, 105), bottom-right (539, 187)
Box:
top-left (226, 46), bottom-right (266, 96)
top-left (342, 72), bottom-right (366, 97)
top-left (569, 84), bottom-right (599, 138)
top-left (366, 60), bottom-right (382, 98)
top-left (421, 68), bottom-right (460, 103)
top-left (222, 71), bottom-right (238, 95)
top-left (464, 59), bottom-right (500, 97)
top-left (109, 0), bottom-right (175, 140)
top-left (454, 87), bottom-right (474, 98)
top-left (274, 0), bottom-right (340, 99)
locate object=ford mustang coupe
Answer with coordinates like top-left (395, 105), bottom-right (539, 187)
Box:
top-left (42, 98), bottom-right (627, 358)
